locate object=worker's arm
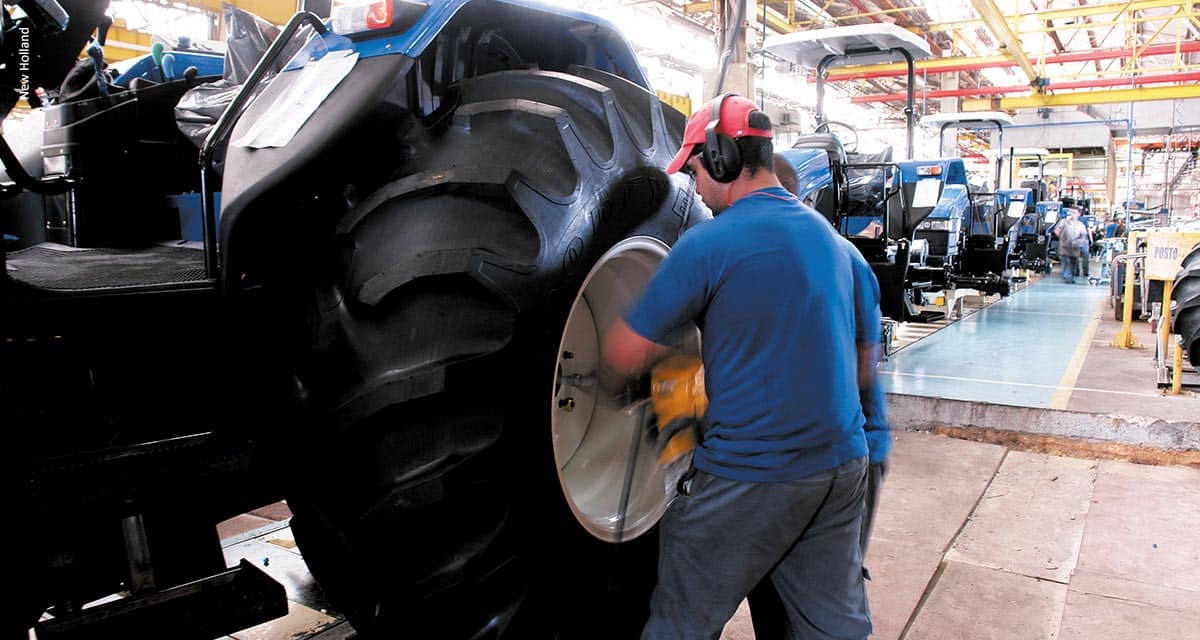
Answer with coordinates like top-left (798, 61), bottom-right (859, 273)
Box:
top-left (601, 317), bottom-right (669, 383)
top-left (859, 339), bottom-right (891, 468)
top-left (850, 253), bottom-right (882, 392)
top-left (850, 253), bottom-right (891, 466)
top-left (857, 341), bottom-right (878, 391)
top-left (602, 232), bottom-right (709, 394)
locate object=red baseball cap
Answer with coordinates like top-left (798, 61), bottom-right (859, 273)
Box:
top-left (666, 94), bottom-right (773, 174)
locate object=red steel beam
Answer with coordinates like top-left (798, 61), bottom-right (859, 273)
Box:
top-left (851, 71), bottom-right (1200, 103)
top-left (826, 40), bottom-right (1200, 82)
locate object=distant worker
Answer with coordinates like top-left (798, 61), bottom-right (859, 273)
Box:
top-left (602, 95), bottom-right (875, 639)
top-left (1105, 218), bottom-right (1118, 239)
top-left (1054, 207), bottom-right (1090, 284)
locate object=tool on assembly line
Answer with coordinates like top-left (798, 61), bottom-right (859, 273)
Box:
top-left (612, 355), bottom-right (707, 542)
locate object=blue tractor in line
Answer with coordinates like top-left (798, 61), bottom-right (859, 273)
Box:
top-left (996, 187), bottom-right (1053, 273)
top-left (2, 1), bottom-right (711, 637)
top-left (768, 26), bottom-right (1012, 322)
top-left (965, 186), bottom-right (1033, 279)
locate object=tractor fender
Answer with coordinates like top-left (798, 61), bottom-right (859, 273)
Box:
top-left (219, 53), bottom-right (415, 290)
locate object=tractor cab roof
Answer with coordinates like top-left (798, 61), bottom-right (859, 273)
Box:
top-left (763, 23), bottom-right (931, 70)
top-left (986, 147), bottom-right (1051, 159)
top-left (919, 111), bottom-right (1015, 131)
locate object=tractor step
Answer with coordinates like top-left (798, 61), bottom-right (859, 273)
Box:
top-left (35, 560), bottom-right (288, 640)
top-left (910, 310), bottom-right (946, 323)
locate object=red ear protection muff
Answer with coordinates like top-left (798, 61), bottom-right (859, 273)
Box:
top-left (702, 93), bottom-right (743, 183)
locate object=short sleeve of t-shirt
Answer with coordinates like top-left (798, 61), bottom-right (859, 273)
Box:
top-left (624, 231), bottom-right (711, 343)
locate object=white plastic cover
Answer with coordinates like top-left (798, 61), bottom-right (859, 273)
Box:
top-left (919, 111), bottom-right (1015, 129)
top-left (764, 23), bottom-right (932, 69)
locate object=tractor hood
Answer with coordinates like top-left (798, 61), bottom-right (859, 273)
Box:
top-left (927, 184), bottom-right (970, 221)
top-left (777, 147), bottom-right (834, 202)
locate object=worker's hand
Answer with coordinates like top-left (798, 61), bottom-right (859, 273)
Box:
top-left (599, 317), bottom-right (668, 403)
top-left (597, 359), bottom-right (651, 407)
top-left (602, 319), bottom-right (653, 375)
top-left (597, 357), bottom-right (628, 399)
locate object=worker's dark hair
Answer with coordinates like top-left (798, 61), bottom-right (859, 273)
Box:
top-left (736, 135), bottom-right (774, 177)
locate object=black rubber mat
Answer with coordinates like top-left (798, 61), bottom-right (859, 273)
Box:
top-left (5, 243), bottom-right (207, 290)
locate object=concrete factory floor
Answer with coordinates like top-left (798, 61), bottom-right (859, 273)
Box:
top-left (720, 431), bottom-right (1200, 640)
top-left (879, 266), bottom-right (1200, 421)
top-left (216, 429), bottom-right (1200, 640)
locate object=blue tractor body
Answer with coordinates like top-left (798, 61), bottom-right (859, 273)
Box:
top-left (285, 0), bottom-right (649, 87)
top-left (896, 158), bottom-right (974, 297)
top-left (777, 146), bottom-right (836, 204)
top-left (972, 187), bottom-right (1033, 275)
top-left (1038, 199), bottom-right (1063, 220)
top-left (114, 50), bottom-right (226, 86)
top-left (995, 188), bottom-right (1042, 271)
top-left (1, 1), bottom-right (709, 638)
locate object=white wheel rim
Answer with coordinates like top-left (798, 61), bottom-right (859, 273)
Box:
top-left (551, 236), bottom-right (700, 542)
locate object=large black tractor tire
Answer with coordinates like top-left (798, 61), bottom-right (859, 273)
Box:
top-left (286, 68), bottom-right (705, 639)
top-left (1173, 245), bottom-right (1200, 364)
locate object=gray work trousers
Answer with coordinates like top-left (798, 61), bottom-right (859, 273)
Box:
top-left (748, 460), bottom-right (887, 639)
top-left (640, 457), bottom-right (871, 640)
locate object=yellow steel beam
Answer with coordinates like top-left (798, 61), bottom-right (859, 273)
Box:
top-left (827, 53), bottom-right (1011, 79)
top-left (188, 0), bottom-right (296, 26)
top-left (825, 41), bottom-right (1200, 81)
top-left (926, 0), bottom-right (1186, 33)
top-left (992, 9), bottom-right (1200, 35)
top-left (971, 0), bottom-right (1041, 85)
top-left (1122, 6), bottom-right (1184, 73)
top-left (963, 83), bottom-right (1200, 109)
top-left (656, 89), bottom-right (692, 116)
top-left (804, 0), bottom-right (834, 25)
top-left (683, 1), bottom-right (713, 15)
top-left (754, 3), bottom-right (796, 33)
top-left (101, 19), bottom-right (152, 62)
top-left (790, 4), bottom-right (922, 26)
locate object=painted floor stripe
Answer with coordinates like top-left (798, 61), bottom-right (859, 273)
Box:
top-left (1049, 299), bottom-right (1106, 409)
top-left (987, 309), bottom-right (1100, 318)
top-left (879, 370), bottom-right (1162, 399)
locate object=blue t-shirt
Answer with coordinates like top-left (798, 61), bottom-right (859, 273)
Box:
top-left (625, 187), bottom-right (870, 482)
